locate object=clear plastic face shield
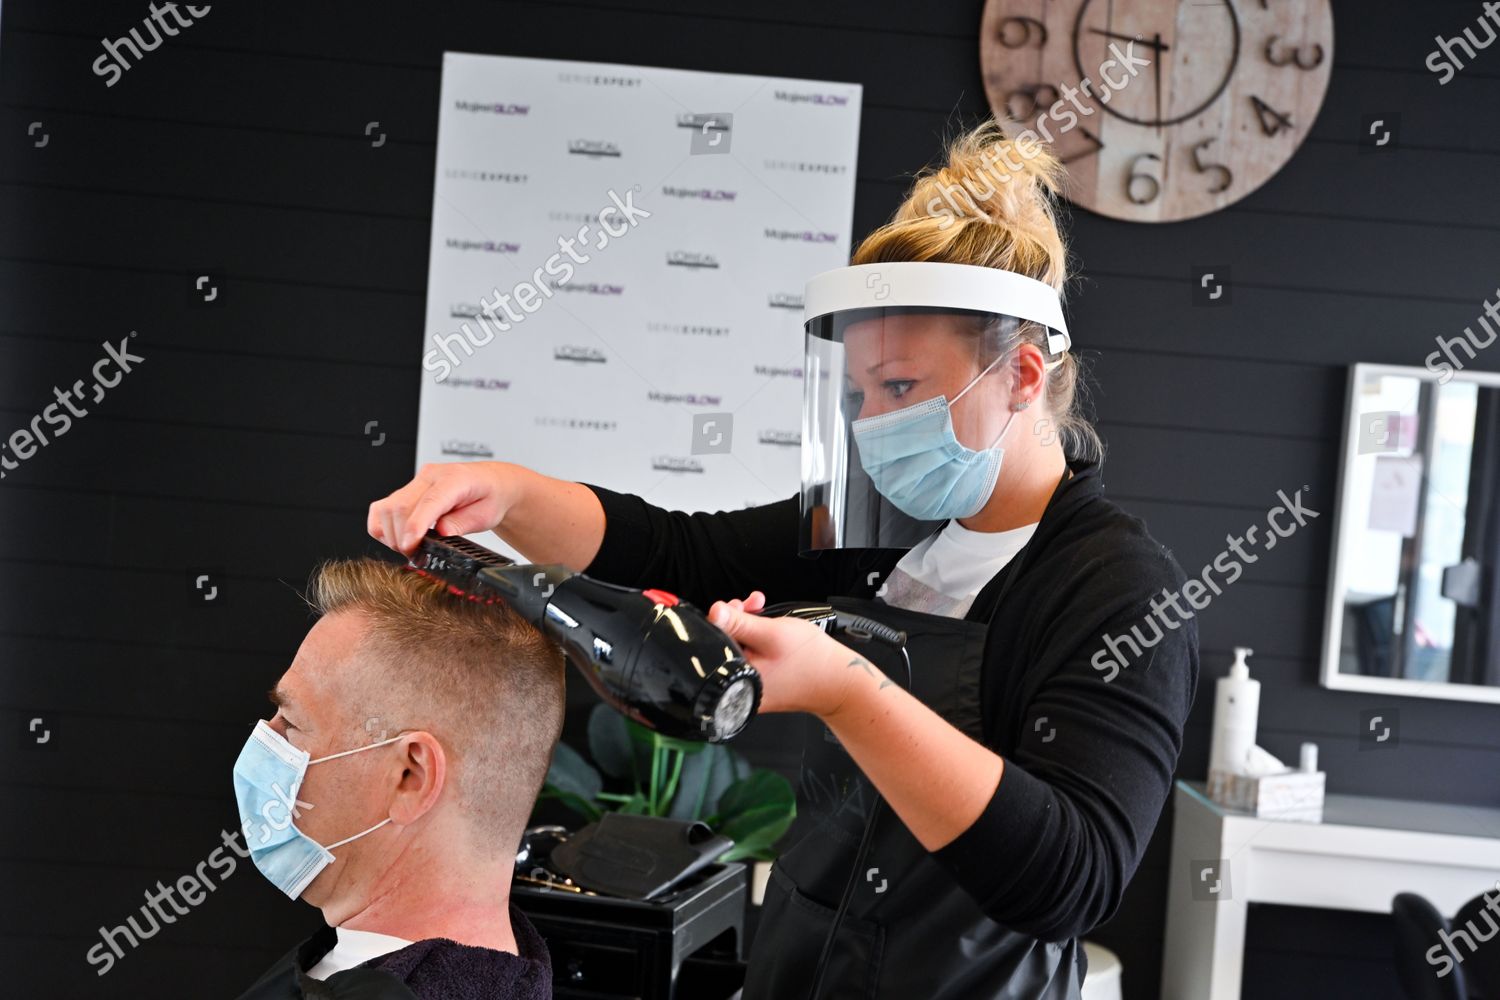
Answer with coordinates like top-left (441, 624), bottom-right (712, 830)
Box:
top-left (799, 262), bottom-right (1071, 553)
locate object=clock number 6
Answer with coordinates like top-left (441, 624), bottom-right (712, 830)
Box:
top-left (1126, 153), bottom-right (1162, 206)
top-left (1191, 138), bottom-right (1233, 194)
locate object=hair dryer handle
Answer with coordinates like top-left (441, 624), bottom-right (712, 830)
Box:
top-left (759, 602), bottom-right (907, 648)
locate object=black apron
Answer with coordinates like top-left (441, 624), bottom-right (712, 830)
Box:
top-left (235, 906), bottom-right (552, 1000)
top-left (741, 555), bottom-right (1084, 999)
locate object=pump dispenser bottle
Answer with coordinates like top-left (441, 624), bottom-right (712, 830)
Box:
top-left (1208, 646), bottom-right (1259, 776)
top-left (1205, 648), bottom-right (1326, 819)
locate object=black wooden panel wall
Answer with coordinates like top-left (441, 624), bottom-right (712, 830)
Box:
top-left (2, 2), bottom-right (1497, 998)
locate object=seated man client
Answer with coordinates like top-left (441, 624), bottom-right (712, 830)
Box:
top-left (233, 557), bottom-right (565, 1000)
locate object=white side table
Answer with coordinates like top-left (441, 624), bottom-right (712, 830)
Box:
top-left (1161, 780), bottom-right (1500, 1000)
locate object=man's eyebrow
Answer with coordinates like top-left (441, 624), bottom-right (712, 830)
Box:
top-left (267, 685), bottom-right (292, 710)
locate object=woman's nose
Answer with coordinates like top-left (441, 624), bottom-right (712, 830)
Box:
top-left (852, 395), bottom-right (884, 421)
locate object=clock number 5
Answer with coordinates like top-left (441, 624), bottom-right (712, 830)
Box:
top-left (1127, 153), bottom-right (1162, 206)
top-left (1191, 138), bottom-right (1233, 194)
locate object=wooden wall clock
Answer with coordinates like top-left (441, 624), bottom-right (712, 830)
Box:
top-left (980, 0), bottom-right (1334, 223)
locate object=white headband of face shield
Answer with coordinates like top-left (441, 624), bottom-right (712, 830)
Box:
top-left (802, 261), bottom-right (1072, 358)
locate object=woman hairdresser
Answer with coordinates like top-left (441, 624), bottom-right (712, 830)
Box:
top-left (369, 119), bottom-right (1199, 1000)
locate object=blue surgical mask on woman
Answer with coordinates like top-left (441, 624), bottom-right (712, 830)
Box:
top-left (232, 719), bottom-right (402, 899)
top-left (850, 353), bottom-right (1019, 521)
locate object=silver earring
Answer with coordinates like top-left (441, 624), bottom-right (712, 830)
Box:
top-left (1011, 400), bottom-right (1030, 412)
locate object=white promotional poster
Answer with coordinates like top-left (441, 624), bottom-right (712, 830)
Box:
top-left (417, 52), bottom-right (863, 558)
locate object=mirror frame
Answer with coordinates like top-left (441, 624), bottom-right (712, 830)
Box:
top-left (1321, 362), bottom-right (1500, 704)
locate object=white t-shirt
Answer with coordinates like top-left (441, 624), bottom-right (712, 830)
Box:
top-left (306, 927), bottom-right (415, 981)
top-left (875, 518), bottom-right (1039, 619)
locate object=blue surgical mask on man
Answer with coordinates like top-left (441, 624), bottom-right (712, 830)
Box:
top-left (232, 720), bottom-right (403, 899)
top-left (850, 352), bottom-right (1019, 521)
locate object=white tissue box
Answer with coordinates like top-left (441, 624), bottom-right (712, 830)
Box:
top-left (1208, 768), bottom-right (1326, 822)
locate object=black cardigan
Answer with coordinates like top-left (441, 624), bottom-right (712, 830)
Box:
top-left (234, 904), bottom-right (551, 999)
top-left (578, 455), bottom-right (1199, 941)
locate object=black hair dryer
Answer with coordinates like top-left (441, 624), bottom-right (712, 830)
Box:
top-left (410, 533), bottom-right (762, 742)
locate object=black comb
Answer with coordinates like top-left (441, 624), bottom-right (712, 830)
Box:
top-left (405, 530), bottom-right (516, 604)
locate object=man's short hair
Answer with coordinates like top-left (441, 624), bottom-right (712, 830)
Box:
top-left (303, 558), bottom-right (566, 855)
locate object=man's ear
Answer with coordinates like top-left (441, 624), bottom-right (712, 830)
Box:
top-left (388, 732), bottom-right (446, 827)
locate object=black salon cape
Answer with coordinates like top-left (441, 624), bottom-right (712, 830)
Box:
top-left (579, 454), bottom-right (1200, 944)
top-left (233, 903), bottom-right (551, 1000)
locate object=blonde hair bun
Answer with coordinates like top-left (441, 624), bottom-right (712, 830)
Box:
top-left (850, 118), bottom-right (1103, 463)
top-left (856, 118), bottom-right (1068, 294)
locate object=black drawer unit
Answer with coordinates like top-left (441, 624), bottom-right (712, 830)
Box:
top-left (514, 862), bottom-right (748, 999)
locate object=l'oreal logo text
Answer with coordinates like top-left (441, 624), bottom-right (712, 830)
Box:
top-left (555, 345), bottom-right (607, 364)
top-left (651, 456), bottom-right (707, 473)
top-left (441, 439), bottom-right (495, 457)
top-left (568, 138), bottom-right (622, 158)
top-left (666, 251), bottom-right (719, 269)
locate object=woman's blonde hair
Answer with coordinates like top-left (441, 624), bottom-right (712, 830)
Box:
top-left (850, 118), bottom-right (1103, 464)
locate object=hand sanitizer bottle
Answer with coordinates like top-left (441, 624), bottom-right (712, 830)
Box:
top-left (1209, 647), bottom-right (1260, 777)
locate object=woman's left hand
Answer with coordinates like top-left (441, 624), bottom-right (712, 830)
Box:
top-left (706, 591), bottom-right (854, 718)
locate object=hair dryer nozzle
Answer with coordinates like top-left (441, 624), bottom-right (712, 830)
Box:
top-left (408, 531), bottom-right (516, 602)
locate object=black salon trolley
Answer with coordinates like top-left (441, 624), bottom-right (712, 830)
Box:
top-left (513, 862), bottom-right (749, 999)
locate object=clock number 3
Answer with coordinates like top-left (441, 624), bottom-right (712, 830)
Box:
top-left (1264, 35), bottom-right (1325, 70)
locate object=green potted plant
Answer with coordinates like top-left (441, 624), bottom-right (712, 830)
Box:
top-left (540, 704), bottom-right (796, 879)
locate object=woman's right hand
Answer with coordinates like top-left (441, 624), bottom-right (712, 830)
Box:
top-left (368, 461), bottom-right (520, 557)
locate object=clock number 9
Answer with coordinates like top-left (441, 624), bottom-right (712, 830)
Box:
top-left (997, 16), bottom-right (1047, 49)
top-left (1126, 153), bottom-right (1162, 206)
top-left (1191, 138), bottom-right (1234, 194)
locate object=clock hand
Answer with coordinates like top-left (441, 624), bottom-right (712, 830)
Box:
top-left (1088, 27), bottom-right (1171, 127)
top-left (1153, 32), bottom-right (1164, 134)
top-left (1088, 26), bottom-right (1171, 55)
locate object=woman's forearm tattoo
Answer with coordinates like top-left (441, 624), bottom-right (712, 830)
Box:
top-left (847, 656), bottom-right (893, 690)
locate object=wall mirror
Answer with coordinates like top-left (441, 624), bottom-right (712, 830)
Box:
top-left (1322, 363), bottom-right (1500, 703)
